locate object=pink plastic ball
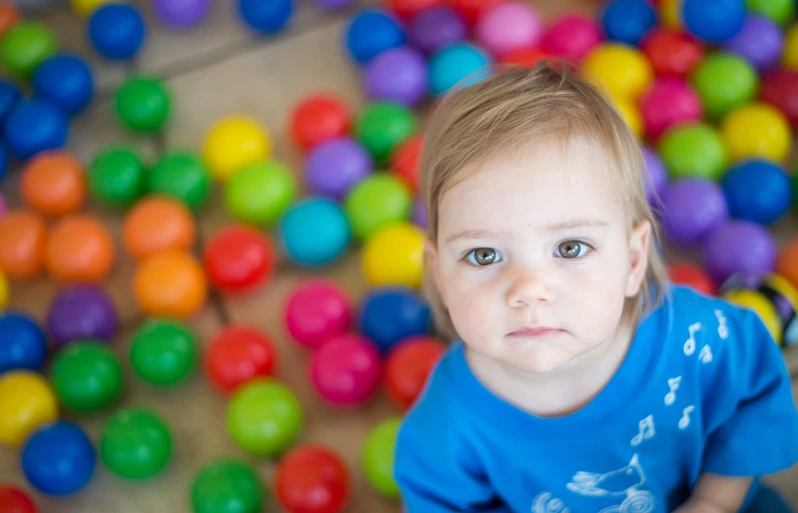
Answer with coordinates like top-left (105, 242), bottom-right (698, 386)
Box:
top-left (540, 14), bottom-right (602, 61)
top-left (640, 77), bottom-right (703, 141)
top-left (475, 1), bottom-right (542, 58)
top-left (310, 334), bottom-right (382, 407)
top-left (285, 279), bottom-right (352, 350)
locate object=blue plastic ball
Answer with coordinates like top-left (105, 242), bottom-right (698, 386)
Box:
top-left (21, 421), bottom-right (96, 496)
top-left (88, 4), bottom-right (147, 60)
top-left (280, 197), bottom-right (352, 267)
top-left (0, 312), bottom-right (48, 373)
top-left (239, 0), bottom-right (294, 34)
top-left (3, 99), bottom-right (68, 161)
top-left (359, 287), bottom-right (431, 353)
top-left (429, 43), bottom-right (492, 96)
top-left (0, 79), bottom-right (21, 125)
top-left (682, 0), bottom-right (746, 43)
top-left (722, 159), bottom-right (792, 225)
top-left (601, 0), bottom-right (657, 46)
top-left (32, 53), bottom-right (94, 116)
top-left (345, 10), bottom-right (405, 64)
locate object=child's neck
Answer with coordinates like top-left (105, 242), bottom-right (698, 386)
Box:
top-left (465, 320), bottom-right (636, 418)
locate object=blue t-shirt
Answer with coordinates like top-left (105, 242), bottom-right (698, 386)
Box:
top-left (395, 286), bottom-right (798, 513)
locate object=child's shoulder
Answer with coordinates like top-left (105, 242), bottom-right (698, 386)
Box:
top-left (667, 283), bottom-right (767, 333)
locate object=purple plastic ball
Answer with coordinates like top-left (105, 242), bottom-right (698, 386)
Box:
top-left (703, 220), bottom-right (776, 285)
top-left (643, 146), bottom-right (667, 205)
top-left (153, 0), bottom-right (212, 29)
top-left (311, 0), bottom-right (357, 9)
top-left (661, 178), bottom-right (728, 246)
top-left (413, 200), bottom-right (427, 229)
top-left (364, 46), bottom-right (428, 107)
top-left (305, 137), bottom-right (373, 199)
top-left (722, 15), bottom-right (783, 72)
top-left (47, 285), bottom-right (118, 347)
top-left (409, 6), bottom-right (467, 55)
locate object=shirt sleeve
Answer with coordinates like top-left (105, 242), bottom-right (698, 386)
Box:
top-left (702, 307), bottom-right (798, 476)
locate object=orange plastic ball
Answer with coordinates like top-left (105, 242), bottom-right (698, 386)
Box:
top-left (0, 210), bottom-right (48, 279)
top-left (123, 196), bottom-right (196, 260)
top-left (0, 2), bottom-right (20, 38)
top-left (134, 251), bottom-right (207, 319)
top-left (777, 237), bottom-right (798, 289)
top-left (21, 151), bottom-right (87, 217)
top-left (46, 215), bottom-right (115, 283)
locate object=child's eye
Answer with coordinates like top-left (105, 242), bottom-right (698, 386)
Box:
top-left (466, 248), bottom-right (502, 266)
top-left (556, 240), bottom-right (591, 259)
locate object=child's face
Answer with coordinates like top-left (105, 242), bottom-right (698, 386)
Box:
top-left (428, 137), bottom-right (651, 375)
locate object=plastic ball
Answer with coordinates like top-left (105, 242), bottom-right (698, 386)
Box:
top-left (3, 99), bottom-right (68, 161)
top-left (722, 159), bottom-right (791, 225)
top-left (643, 146), bottom-right (667, 204)
top-left (115, 76), bottom-right (171, 133)
top-left (205, 325), bottom-right (277, 393)
top-left (224, 161), bottom-right (298, 226)
top-left (0, 486), bottom-right (37, 513)
top-left (203, 225), bottom-right (275, 293)
top-left (276, 444), bottom-right (349, 513)
top-left (640, 77), bottom-right (703, 141)
top-left (777, 237), bottom-right (798, 287)
top-left (601, 0), bottom-right (657, 46)
top-left (363, 222), bottom-right (424, 289)
top-left (356, 102), bottom-right (417, 163)
top-left (0, 210), bottom-right (48, 280)
top-left (722, 15), bottom-right (783, 73)
top-left (191, 459), bottom-right (262, 513)
top-left (290, 95), bottom-right (351, 151)
top-left (154, 0), bottom-right (212, 29)
top-left (364, 46), bottom-right (428, 107)
top-left (203, 116), bottom-right (271, 181)
top-left (88, 147), bottom-right (147, 208)
top-left (540, 14), bottom-right (602, 61)
top-left (0, 312), bottom-right (47, 373)
top-left (785, 23), bottom-right (798, 70)
top-left (239, 0), bottom-right (293, 34)
top-left (720, 102), bottom-right (791, 163)
top-left (668, 262), bottom-right (717, 295)
top-left (46, 214), bottom-right (115, 283)
top-left (345, 10), bottom-right (405, 64)
top-left (280, 198), bottom-right (351, 267)
top-left (310, 334), bottom-right (382, 407)
top-left (284, 279), bottom-right (352, 349)
top-left (130, 319), bottom-right (198, 386)
top-left (22, 150), bottom-right (86, 217)
top-left (658, 122), bottom-right (727, 180)
top-left (134, 251), bottom-right (207, 319)
top-left (409, 6), bottom-right (467, 55)
top-left (227, 378), bottom-right (303, 457)
top-left (703, 220), bottom-right (776, 285)
top-left (100, 408), bottom-right (172, 479)
top-left (475, 1), bottom-right (542, 58)
top-left (391, 133), bottom-right (423, 192)
top-left (0, 371), bottom-right (57, 447)
top-left (748, 0), bottom-right (795, 26)
top-left (359, 287), bottom-right (431, 352)
top-left (722, 272), bottom-right (798, 346)
top-left (21, 421), bottom-right (95, 496)
top-left (384, 335), bottom-right (445, 409)
top-left (660, 178), bottom-right (728, 246)
top-left (641, 28), bottom-right (705, 78)
top-left (362, 417), bottom-right (401, 497)
top-left (760, 69), bottom-right (798, 127)
top-left (47, 285), bottom-right (118, 347)
top-left (690, 52), bottom-right (758, 121)
top-left (0, 3), bottom-right (19, 38)
top-left (32, 53), bottom-right (94, 116)
top-left (70, 0), bottom-right (114, 16)
top-left (123, 196), bottom-right (196, 260)
top-left (150, 151), bottom-right (211, 210)
top-left (448, 0), bottom-right (505, 27)
top-left (50, 341), bottom-right (122, 412)
top-left (428, 43), bottom-right (492, 96)
top-left (660, 0), bottom-right (681, 31)
top-left (88, 4), bottom-right (146, 60)
top-left (582, 43), bottom-right (653, 101)
top-left (497, 46), bottom-right (550, 68)
top-left (387, 0), bottom-right (440, 20)
top-left (344, 174), bottom-right (411, 241)
top-left (0, 79), bottom-right (22, 125)
top-left (0, 21), bottom-right (57, 79)
top-left (304, 137), bottom-right (373, 199)
top-left (682, 0), bottom-right (746, 43)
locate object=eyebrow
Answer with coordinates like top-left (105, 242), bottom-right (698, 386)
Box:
top-left (444, 219), bottom-right (609, 244)
top-left (445, 229), bottom-right (510, 244)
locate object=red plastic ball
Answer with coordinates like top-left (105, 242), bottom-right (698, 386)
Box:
top-left (0, 486), bottom-right (37, 513)
top-left (276, 444), bottom-right (350, 513)
top-left (309, 334), bottom-right (382, 407)
top-left (641, 28), bottom-right (704, 78)
top-left (391, 133), bottom-right (423, 193)
top-left (446, 0), bottom-right (506, 27)
top-left (385, 336), bottom-right (446, 410)
top-left (668, 262), bottom-right (717, 296)
top-left (760, 69), bottom-right (798, 128)
top-left (204, 225), bottom-right (275, 294)
top-left (290, 95), bottom-right (351, 151)
top-left (540, 14), bottom-right (601, 62)
top-left (387, 0), bottom-right (441, 21)
top-left (640, 77), bottom-right (703, 141)
top-left (205, 325), bottom-right (278, 393)
top-left (498, 46), bottom-right (550, 68)
top-left (285, 279), bottom-right (352, 350)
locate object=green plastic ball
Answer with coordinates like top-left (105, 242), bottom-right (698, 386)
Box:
top-left (747, 0), bottom-right (795, 27)
top-left (50, 341), bottom-right (123, 412)
top-left (691, 53), bottom-right (758, 121)
top-left (0, 21), bottom-right (57, 80)
top-left (191, 459), bottom-right (263, 513)
top-left (226, 378), bottom-right (303, 458)
top-left (356, 102), bottom-right (418, 163)
top-left (88, 147), bottom-right (147, 208)
top-left (362, 417), bottom-right (401, 497)
top-left (130, 319), bottom-right (198, 387)
top-left (224, 161), bottom-right (298, 227)
top-left (115, 76), bottom-right (171, 133)
top-left (345, 173), bottom-right (411, 241)
top-left (149, 151), bottom-right (211, 211)
top-left (101, 408), bottom-right (172, 479)
top-left (658, 123), bottom-right (728, 181)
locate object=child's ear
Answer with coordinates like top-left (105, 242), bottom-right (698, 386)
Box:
top-left (625, 220), bottom-right (652, 297)
top-left (424, 238), bottom-right (446, 304)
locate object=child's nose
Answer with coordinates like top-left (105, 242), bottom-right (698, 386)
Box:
top-left (504, 268), bottom-right (553, 307)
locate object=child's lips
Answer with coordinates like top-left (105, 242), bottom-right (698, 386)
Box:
top-left (507, 327), bottom-right (564, 338)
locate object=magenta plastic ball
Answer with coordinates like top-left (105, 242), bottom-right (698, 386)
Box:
top-left (475, 1), bottom-right (543, 58)
top-left (409, 6), bottom-right (467, 55)
top-left (47, 285), bottom-right (119, 347)
top-left (310, 334), bottom-right (382, 407)
top-left (312, 0), bottom-right (357, 9)
top-left (721, 15), bottom-right (783, 73)
top-left (703, 220), bottom-right (776, 285)
top-left (153, 0), bottom-right (212, 28)
top-left (541, 14), bottom-right (602, 61)
top-left (642, 146), bottom-right (667, 205)
top-left (364, 46), bottom-right (428, 107)
top-left (661, 179), bottom-right (727, 247)
top-left (285, 280), bottom-right (352, 349)
top-left (640, 77), bottom-right (703, 141)
top-left (304, 137), bottom-right (373, 199)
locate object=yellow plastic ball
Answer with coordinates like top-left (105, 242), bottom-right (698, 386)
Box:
top-left (203, 116), bottom-right (271, 182)
top-left (70, 0), bottom-right (114, 16)
top-left (720, 103), bottom-right (792, 163)
top-left (660, 0), bottom-right (682, 30)
top-left (0, 371), bottom-right (58, 447)
top-left (362, 223), bottom-right (424, 289)
top-left (784, 22), bottom-right (798, 70)
top-left (582, 43), bottom-right (653, 101)
top-left (0, 268), bottom-right (8, 310)
top-left (724, 289), bottom-right (782, 345)
top-left (610, 94), bottom-right (643, 139)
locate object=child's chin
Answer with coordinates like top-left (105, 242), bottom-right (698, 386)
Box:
top-left (503, 348), bottom-right (570, 375)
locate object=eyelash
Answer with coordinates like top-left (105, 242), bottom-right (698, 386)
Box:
top-left (462, 240), bottom-right (594, 267)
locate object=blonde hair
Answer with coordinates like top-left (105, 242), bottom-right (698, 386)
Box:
top-left (420, 62), bottom-right (669, 340)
